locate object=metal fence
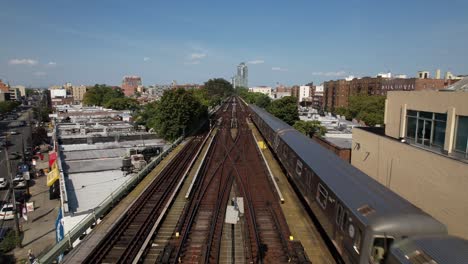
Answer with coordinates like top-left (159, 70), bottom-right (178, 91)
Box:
top-left (39, 136), bottom-right (183, 263)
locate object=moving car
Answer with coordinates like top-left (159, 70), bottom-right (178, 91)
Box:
top-left (0, 204), bottom-right (15, 220)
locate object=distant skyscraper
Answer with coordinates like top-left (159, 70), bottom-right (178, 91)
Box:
top-left (122, 76), bottom-right (142, 96)
top-left (232, 62), bottom-right (248, 88)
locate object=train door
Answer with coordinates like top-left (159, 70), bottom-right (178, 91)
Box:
top-left (334, 203), bottom-right (346, 255)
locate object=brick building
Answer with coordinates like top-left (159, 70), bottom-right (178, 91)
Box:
top-left (324, 77), bottom-right (456, 111)
top-left (0, 80), bottom-right (10, 101)
top-left (290, 85), bottom-right (300, 99)
top-left (122, 76), bottom-right (142, 96)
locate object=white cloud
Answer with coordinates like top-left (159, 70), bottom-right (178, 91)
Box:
top-left (311, 71), bottom-right (347, 77)
top-left (190, 53), bottom-right (206, 60)
top-left (9, 59), bottom-right (38, 65)
top-left (272, 67), bottom-right (288, 72)
top-left (248, 60), bottom-right (265, 65)
top-left (48, 61), bottom-right (57, 66)
top-left (184, 61), bottom-right (200, 65)
top-left (33, 71), bottom-right (47, 77)
top-left (143, 57), bottom-right (150, 61)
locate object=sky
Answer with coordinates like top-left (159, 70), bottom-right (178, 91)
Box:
top-left (1, 0), bottom-right (468, 88)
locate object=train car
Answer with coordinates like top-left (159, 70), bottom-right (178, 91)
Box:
top-left (249, 105), bottom-right (449, 264)
top-left (387, 235), bottom-right (468, 264)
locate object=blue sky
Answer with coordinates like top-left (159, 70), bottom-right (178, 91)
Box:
top-left (1, 0), bottom-right (468, 87)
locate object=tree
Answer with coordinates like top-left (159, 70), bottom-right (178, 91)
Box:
top-left (293, 120), bottom-right (327, 137)
top-left (192, 88), bottom-right (211, 107)
top-left (334, 107), bottom-right (350, 119)
top-left (0, 101), bottom-right (20, 114)
top-left (83, 84), bottom-right (124, 106)
top-left (348, 95), bottom-right (385, 126)
top-left (254, 93), bottom-right (271, 108)
top-left (203, 78), bottom-right (233, 106)
top-left (104, 97), bottom-right (139, 111)
top-left (237, 88), bottom-right (271, 108)
top-left (142, 89), bottom-right (208, 141)
top-left (32, 127), bottom-right (49, 146)
top-left (267, 96), bottom-right (299, 125)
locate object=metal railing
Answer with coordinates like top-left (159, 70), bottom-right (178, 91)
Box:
top-left (39, 136), bottom-right (183, 263)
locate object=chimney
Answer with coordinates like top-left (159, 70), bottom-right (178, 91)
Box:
top-left (435, 69), bottom-right (441, 79)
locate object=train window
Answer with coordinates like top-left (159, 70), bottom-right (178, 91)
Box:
top-left (370, 236), bottom-right (394, 264)
top-left (295, 160), bottom-right (303, 176)
top-left (336, 204), bottom-right (343, 226)
top-left (341, 212), bottom-right (348, 231)
top-left (316, 184), bottom-right (328, 209)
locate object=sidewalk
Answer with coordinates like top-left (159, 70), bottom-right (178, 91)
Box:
top-left (12, 152), bottom-right (60, 263)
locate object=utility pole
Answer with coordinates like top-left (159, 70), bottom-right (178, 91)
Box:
top-left (4, 145), bottom-right (22, 248)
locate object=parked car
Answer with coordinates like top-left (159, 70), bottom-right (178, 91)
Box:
top-left (13, 174), bottom-right (25, 182)
top-left (0, 204), bottom-right (15, 220)
top-left (0, 178), bottom-right (7, 189)
top-left (9, 131), bottom-right (19, 135)
top-left (13, 180), bottom-right (27, 189)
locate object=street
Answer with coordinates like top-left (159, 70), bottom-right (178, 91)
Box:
top-left (0, 109), bottom-right (33, 228)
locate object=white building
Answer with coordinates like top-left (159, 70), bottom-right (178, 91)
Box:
top-left (314, 84), bottom-right (324, 95)
top-left (249, 86), bottom-right (272, 98)
top-left (50, 87), bottom-right (67, 98)
top-left (299, 85), bottom-right (312, 102)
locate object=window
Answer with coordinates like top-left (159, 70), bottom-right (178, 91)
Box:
top-left (336, 204), bottom-right (343, 226)
top-left (405, 110), bottom-right (447, 149)
top-left (370, 236), bottom-right (394, 264)
top-left (454, 116), bottom-right (468, 158)
top-left (316, 184), bottom-right (328, 209)
top-left (295, 160), bottom-right (303, 176)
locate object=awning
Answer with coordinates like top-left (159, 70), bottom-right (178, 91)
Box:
top-left (49, 152), bottom-right (57, 167)
top-left (47, 166), bottom-right (60, 187)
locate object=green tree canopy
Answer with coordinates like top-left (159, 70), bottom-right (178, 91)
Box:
top-left (203, 78), bottom-right (234, 106)
top-left (104, 97), bottom-right (139, 111)
top-left (334, 107), bottom-right (350, 119)
top-left (142, 89), bottom-right (208, 141)
top-left (83, 84), bottom-right (124, 106)
top-left (347, 95), bottom-right (385, 126)
top-left (0, 101), bottom-right (21, 114)
top-left (267, 96), bottom-right (299, 125)
top-left (191, 88), bottom-right (211, 107)
top-left (237, 88), bottom-right (271, 108)
top-left (293, 120), bottom-right (327, 138)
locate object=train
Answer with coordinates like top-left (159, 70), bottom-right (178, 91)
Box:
top-left (248, 104), bottom-right (468, 264)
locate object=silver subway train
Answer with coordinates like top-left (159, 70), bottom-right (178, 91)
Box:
top-left (249, 104), bottom-right (468, 264)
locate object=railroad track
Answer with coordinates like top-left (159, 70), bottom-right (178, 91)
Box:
top-left (83, 137), bottom-right (203, 264)
top-left (170, 102), bottom-right (239, 263)
top-left (229, 100), bottom-right (297, 263)
top-left (167, 97), bottom-right (305, 263)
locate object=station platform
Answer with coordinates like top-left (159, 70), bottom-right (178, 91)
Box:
top-left (62, 139), bottom-right (190, 264)
top-left (248, 119), bottom-right (335, 264)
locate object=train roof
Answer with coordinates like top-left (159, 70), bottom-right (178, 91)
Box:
top-left (250, 105), bottom-right (291, 132)
top-left (390, 235), bottom-right (468, 264)
top-left (249, 105), bottom-right (445, 232)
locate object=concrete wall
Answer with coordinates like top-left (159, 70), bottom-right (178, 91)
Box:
top-left (352, 127), bottom-right (468, 239)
